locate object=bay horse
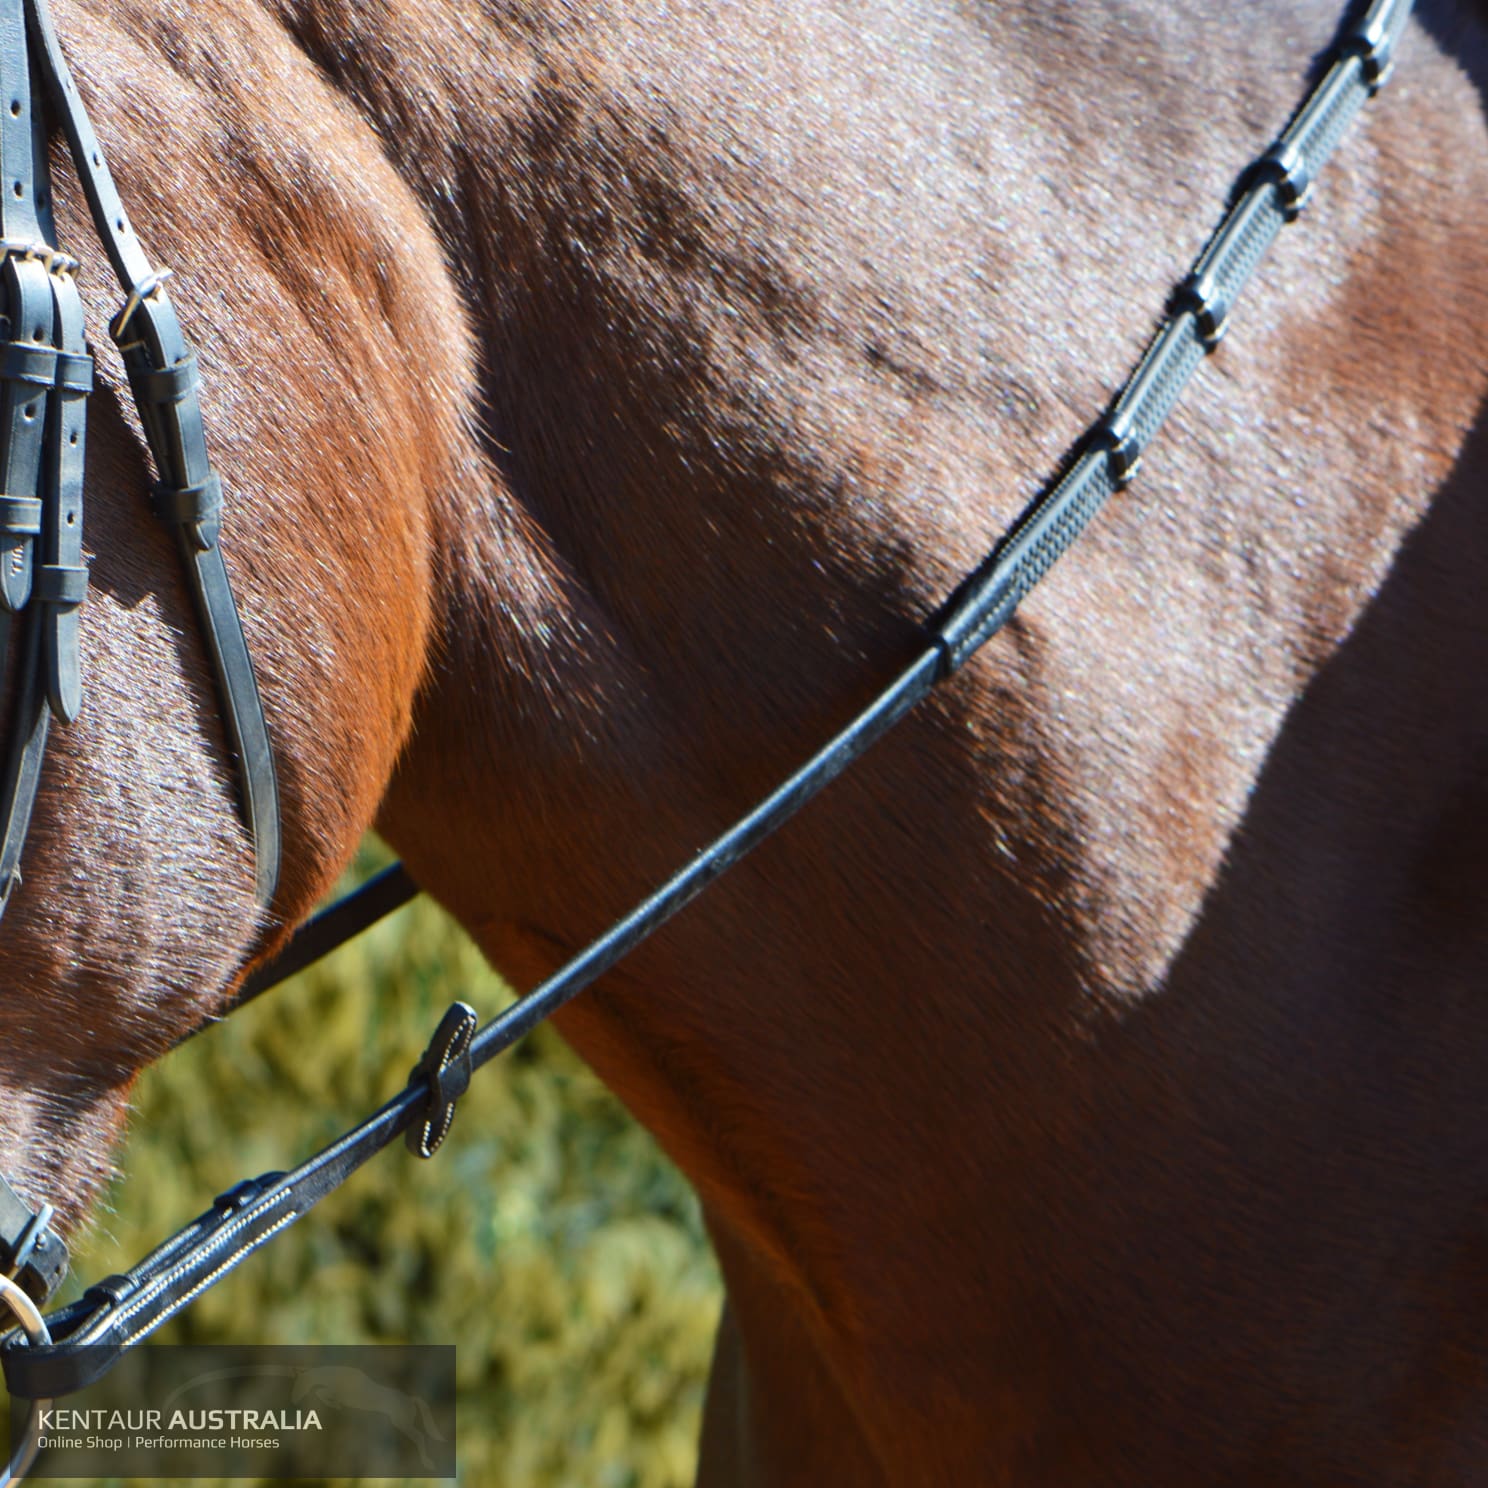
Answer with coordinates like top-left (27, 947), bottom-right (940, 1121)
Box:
top-left (3, 0), bottom-right (1488, 1482)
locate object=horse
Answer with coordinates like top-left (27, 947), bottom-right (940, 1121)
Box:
top-left (3, 0), bottom-right (1487, 1481)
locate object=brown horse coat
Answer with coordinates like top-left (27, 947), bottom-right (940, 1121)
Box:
top-left (3, 0), bottom-right (1488, 1481)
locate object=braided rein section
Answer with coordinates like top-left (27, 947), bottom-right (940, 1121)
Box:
top-left (935, 0), bottom-right (1411, 671)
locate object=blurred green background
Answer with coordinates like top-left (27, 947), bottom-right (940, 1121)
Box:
top-left (63, 839), bottom-right (722, 1488)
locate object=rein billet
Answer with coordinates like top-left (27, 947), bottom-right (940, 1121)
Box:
top-left (0, 0), bottom-right (1411, 1478)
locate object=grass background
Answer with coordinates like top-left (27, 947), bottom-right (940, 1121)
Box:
top-left (61, 839), bottom-right (722, 1488)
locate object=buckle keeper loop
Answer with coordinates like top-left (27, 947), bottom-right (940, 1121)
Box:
top-left (150, 475), bottom-right (222, 549)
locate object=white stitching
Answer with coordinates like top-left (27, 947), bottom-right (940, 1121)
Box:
top-left (84, 1191), bottom-right (297, 1341)
top-left (114, 1209), bottom-right (298, 1347)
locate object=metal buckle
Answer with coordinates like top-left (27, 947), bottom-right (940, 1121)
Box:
top-left (2, 1205), bottom-right (53, 1286)
top-left (0, 1178), bottom-right (67, 1307)
top-left (0, 241), bottom-right (79, 279)
top-left (0, 1273), bottom-right (53, 1487)
top-left (109, 267), bottom-right (173, 347)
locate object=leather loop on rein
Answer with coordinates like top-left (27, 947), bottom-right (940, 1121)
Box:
top-left (33, 564), bottom-right (85, 606)
top-left (0, 497), bottom-right (41, 536)
top-left (136, 348), bottom-right (199, 405)
top-left (0, 0), bottom-right (1414, 1421)
top-left (150, 475), bottom-right (223, 548)
top-left (0, 343), bottom-right (55, 388)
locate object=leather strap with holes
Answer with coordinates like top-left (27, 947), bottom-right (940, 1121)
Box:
top-left (0, 0), bottom-right (279, 918)
top-left (0, 0), bottom-right (72, 911)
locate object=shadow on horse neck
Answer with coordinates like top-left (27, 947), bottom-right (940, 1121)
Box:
top-left (3, 0), bottom-right (1488, 1481)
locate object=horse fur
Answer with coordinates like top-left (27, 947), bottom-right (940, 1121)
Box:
top-left (3, 0), bottom-right (1488, 1481)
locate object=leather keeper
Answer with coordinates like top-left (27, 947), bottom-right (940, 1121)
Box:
top-left (138, 351), bottom-right (198, 405)
top-left (36, 563), bottom-right (87, 606)
top-left (150, 475), bottom-right (222, 541)
top-left (54, 349), bottom-right (93, 393)
top-left (0, 340), bottom-right (55, 387)
top-left (2, 1338), bottom-right (122, 1402)
top-left (0, 494), bottom-right (41, 534)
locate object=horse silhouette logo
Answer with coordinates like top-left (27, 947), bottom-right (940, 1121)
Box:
top-left (292, 1364), bottom-right (446, 1470)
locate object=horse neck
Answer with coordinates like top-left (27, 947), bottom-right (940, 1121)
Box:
top-left (350, 0), bottom-right (1488, 925)
top-left (269, 2), bottom-right (1488, 1469)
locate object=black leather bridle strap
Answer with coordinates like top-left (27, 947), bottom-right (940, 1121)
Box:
top-left (32, 68), bottom-right (90, 732)
top-left (0, 0), bottom-right (86, 914)
top-left (0, 0), bottom-right (49, 621)
top-left (0, 248), bottom-right (51, 621)
top-left (213, 862), bottom-right (421, 1028)
top-left (0, 0), bottom-right (88, 1310)
top-left (18, 0), bottom-right (280, 906)
top-left (1, 0), bottom-right (1411, 1406)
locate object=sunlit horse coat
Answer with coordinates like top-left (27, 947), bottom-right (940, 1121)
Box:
top-left (3, 1), bottom-right (1487, 1482)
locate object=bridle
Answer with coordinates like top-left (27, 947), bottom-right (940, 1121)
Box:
top-left (0, 0), bottom-right (279, 917)
top-left (0, 0), bottom-right (1412, 1477)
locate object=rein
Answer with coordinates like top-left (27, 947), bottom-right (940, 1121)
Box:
top-left (0, 0), bottom-right (1412, 1466)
